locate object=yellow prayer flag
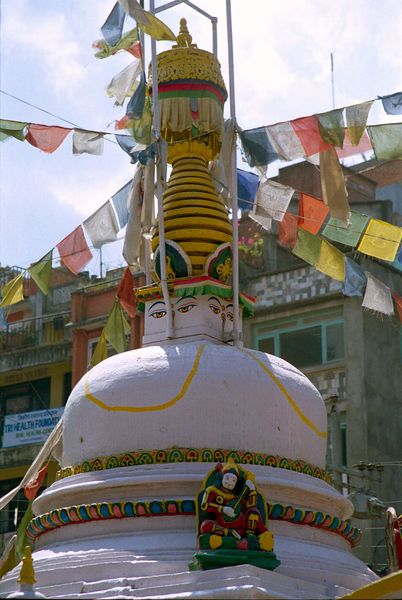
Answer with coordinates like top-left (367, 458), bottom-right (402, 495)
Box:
top-left (104, 300), bottom-right (131, 354)
top-left (316, 239), bottom-right (345, 281)
top-left (0, 535), bottom-right (17, 579)
top-left (0, 273), bottom-right (24, 308)
top-left (119, 0), bottom-right (176, 41)
top-left (28, 251), bottom-right (52, 295)
top-left (90, 331), bottom-right (108, 367)
top-left (357, 219), bottom-right (402, 262)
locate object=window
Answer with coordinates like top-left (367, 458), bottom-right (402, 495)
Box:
top-left (63, 372), bottom-right (72, 405)
top-left (254, 312), bottom-right (344, 369)
top-left (0, 480), bottom-right (30, 535)
top-left (0, 378), bottom-right (51, 418)
top-left (340, 420), bottom-right (347, 467)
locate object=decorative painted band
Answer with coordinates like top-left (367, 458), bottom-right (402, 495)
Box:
top-left (26, 499), bottom-right (361, 547)
top-left (56, 447), bottom-right (333, 485)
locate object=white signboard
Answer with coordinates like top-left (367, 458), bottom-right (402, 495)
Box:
top-left (2, 408), bottom-right (64, 448)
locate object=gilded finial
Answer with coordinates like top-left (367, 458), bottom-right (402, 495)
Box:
top-left (17, 546), bottom-right (36, 586)
top-left (175, 18), bottom-right (196, 48)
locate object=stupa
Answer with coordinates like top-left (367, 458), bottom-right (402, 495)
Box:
top-left (0, 19), bottom-right (379, 600)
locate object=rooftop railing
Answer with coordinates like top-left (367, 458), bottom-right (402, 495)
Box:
top-left (0, 312), bottom-right (71, 352)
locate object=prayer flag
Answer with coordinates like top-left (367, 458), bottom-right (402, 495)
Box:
top-left (90, 331), bottom-right (108, 367)
top-left (118, 0), bottom-right (176, 41)
top-left (321, 211), bottom-right (369, 247)
top-left (111, 180), bottom-right (132, 228)
top-left (357, 218), bottom-right (402, 262)
top-left (291, 115), bottom-right (331, 156)
top-left (104, 300), bottom-right (131, 353)
top-left (93, 28), bottom-right (140, 59)
top-left (126, 71), bottom-right (146, 119)
top-left (317, 108), bottom-right (345, 147)
top-left (380, 92), bottom-right (402, 115)
top-left (0, 273), bottom-right (24, 308)
top-left (0, 120), bottom-right (27, 142)
top-left (316, 239), bottom-right (345, 281)
top-left (23, 464), bottom-right (48, 501)
top-left (266, 121), bottom-right (305, 161)
top-left (117, 266), bottom-right (136, 317)
top-left (0, 535), bottom-right (17, 579)
top-left (253, 178), bottom-right (294, 222)
top-left (292, 228), bottom-right (322, 266)
top-left (345, 100), bottom-right (373, 145)
top-left (367, 124), bottom-right (402, 160)
top-left (342, 257), bottom-right (367, 297)
top-left (28, 251), bottom-right (53, 295)
top-left (390, 245), bottom-right (402, 273)
top-left (123, 166), bottom-right (143, 266)
top-left (336, 130), bottom-right (372, 159)
top-left (115, 134), bottom-right (139, 161)
top-left (72, 130), bottom-right (104, 155)
top-left (15, 503), bottom-right (33, 561)
top-left (278, 211), bottom-right (298, 248)
top-left (239, 127), bottom-right (280, 171)
top-left (57, 225), bottom-right (93, 275)
top-left (141, 160), bottom-right (155, 234)
top-left (26, 124), bottom-right (71, 153)
top-left (362, 272), bottom-right (394, 316)
top-left (249, 211), bottom-right (272, 232)
top-left (83, 201), bottom-right (119, 249)
top-left (298, 193), bottom-right (329, 235)
top-left (237, 169), bottom-right (260, 210)
top-left (210, 119), bottom-right (236, 206)
top-left (392, 292), bottom-right (402, 323)
top-left (131, 95), bottom-right (153, 145)
top-left (101, 2), bottom-right (126, 45)
top-left (107, 59), bottom-right (142, 106)
top-left (320, 145), bottom-right (350, 225)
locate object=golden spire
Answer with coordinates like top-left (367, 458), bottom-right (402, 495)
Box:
top-left (175, 18), bottom-right (195, 48)
top-left (17, 546), bottom-right (36, 585)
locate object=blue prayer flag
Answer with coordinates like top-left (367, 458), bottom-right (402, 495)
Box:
top-left (342, 257), bottom-right (367, 297)
top-left (237, 169), bottom-right (260, 210)
top-left (380, 92), bottom-right (402, 115)
top-left (126, 72), bottom-right (146, 119)
top-left (101, 2), bottom-right (126, 46)
top-left (111, 181), bottom-right (132, 229)
top-left (239, 127), bottom-right (280, 169)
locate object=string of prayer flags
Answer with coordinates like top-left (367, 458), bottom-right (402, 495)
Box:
top-left (362, 272), bottom-right (394, 316)
top-left (237, 169), bottom-right (260, 210)
top-left (292, 228), bottom-right (322, 265)
top-left (253, 178), bottom-right (294, 222)
top-left (0, 273), bottom-right (24, 308)
top-left (345, 101), bottom-right (374, 145)
top-left (83, 201), bottom-right (119, 249)
top-left (57, 225), bottom-right (93, 275)
top-left (28, 251), bottom-right (53, 295)
top-left (392, 292), bottom-right (402, 323)
top-left (107, 60), bottom-right (142, 106)
top-left (116, 266), bottom-right (136, 317)
top-left (266, 121), bottom-right (305, 161)
top-left (0, 119), bottom-right (27, 142)
top-left (104, 299), bottom-right (131, 353)
top-left (239, 127), bottom-right (280, 171)
top-left (93, 28), bottom-right (140, 59)
top-left (317, 108), bottom-right (345, 147)
top-left (367, 124), bottom-right (402, 160)
top-left (118, 0), bottom-right (176, 41)
top-left (319, 145), bottom-right (350, 225)
top-left (336, 130), bottom-right (372, 159)
top-left (101, 2), bottom-right (126, 46)
top-left (72, 130), bottom-right (104, 155)
top-left (90, 331), bottom-right (108, 367)
top-left (380, 92), bottom-right (402, 115)
top-left (342, 257), bottom-right (367, 297)
top-left (278, 211), bottom-right (298, 248)
top-left (322, 211), bottom-right (370, 247)
top-left (290, 115), bottom-right (331, 156)
top-left (315, 239), bottom-right (345, 281)
top-left (298, 193), bottom-right (329, 234)
top-left (110, 180), bottom-right (132, 229)
top-left (26, 124), bottom-right (71, 154)
top-left (357, 218), bottom-right (402, 262)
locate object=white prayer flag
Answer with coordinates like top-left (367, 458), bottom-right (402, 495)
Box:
top-left (253, 178), bottom-right (294, 222)
top-left (73, 130), bottom-right (104, 155)
top-left (266, 122), bottom-right (305, 161)
top-left (123, 165), bottom-right (144, 266)
top-left (249, 211), bottom-right (272, 232)
top-left (83, 201), bottom-right (119, 249)
top-left (107, 59), bottom-right (142, 106)
top-left (362, 272), bottom-right (394, 316)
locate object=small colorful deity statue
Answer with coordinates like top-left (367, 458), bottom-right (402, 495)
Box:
top-left (191, 460), bottom-right (280, 571)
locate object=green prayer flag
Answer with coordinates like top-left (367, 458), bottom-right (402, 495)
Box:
top-left (0, 120), bottom-right (28, 142)
top-left (321, 211), bottom-right (370, 248)
top-left (131, 96), bottom-right (153, 145)
top-left (0, 273), bottom-right (24, 307)
top-left (368, 124), bottom-right (402, 160)
top-left (292, 228), bottom-right (322, 266)
top-left (104, 300), bottom-right (131, 354)
top-left (93, 27), bottom-right (139, 59)
top-left (317, 109), bottom-right (345, 148)
top-left (90, 331), bottom-right (108, 366)
top-left (28, 251), bottom-right (53, 295)
top-left (345, 101), bottom-right (373, 146)
top-left (15, 502), bottom-right (32, 561)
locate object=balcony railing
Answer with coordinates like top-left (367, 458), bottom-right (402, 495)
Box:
top-left (0, 312), bottom-right (71, 352)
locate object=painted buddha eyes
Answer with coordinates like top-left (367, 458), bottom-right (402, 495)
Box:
top-left (177, 302), bottom-right (196, 313)
top-left (150, 309), bottom-right (167, 319)
top-left (208, 304), bottom-right (220, 315)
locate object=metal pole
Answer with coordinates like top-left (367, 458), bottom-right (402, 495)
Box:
top-left (150, 0), bottom-right (174, 338)
top-left (225, 0), bottom-right (240, 347)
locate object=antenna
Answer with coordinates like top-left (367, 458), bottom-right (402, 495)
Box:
top-left (330, 52), bottom-right (335, 109)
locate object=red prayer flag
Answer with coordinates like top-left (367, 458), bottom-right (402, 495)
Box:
top-left (336, 130), bottom-right (372, 159)
top-left (298, 193), bottom-right (329, 235)
top-left (57, 225), bottom-right (93, 275)
top-left (26, 124), bottom-right (71, 153)
top-left (117, 267), bottom-right (136, 317)
top-left (291, 115), bottom-right (331, 156)
top-left (278, 212), bottom-right (298, 248)
top-left (393, 292), bottom-right (402, 323)
top-left (23, 464), bottom-right (48, 501)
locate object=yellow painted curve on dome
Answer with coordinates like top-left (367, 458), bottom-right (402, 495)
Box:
top-left (242, 349), bottom-right (327, 439)
top-left (84, 344), bottom-right (205, 413)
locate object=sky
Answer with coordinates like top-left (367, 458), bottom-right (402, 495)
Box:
top-left (0, 0), bottom-right (401, 276)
